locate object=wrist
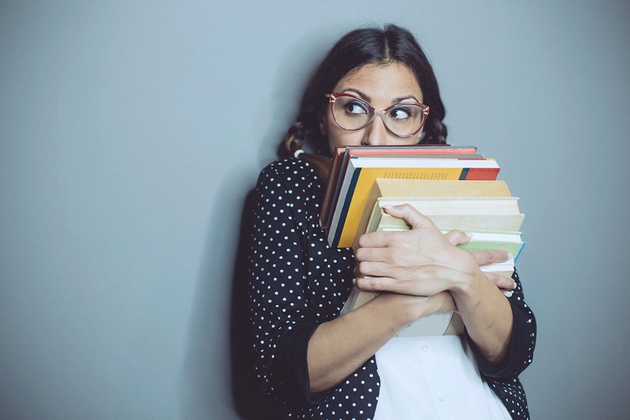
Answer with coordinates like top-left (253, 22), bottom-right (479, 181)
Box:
top-left (449, 269), bottom-right (483, 299)
top-left (371, 293), bottom-right (426, 328)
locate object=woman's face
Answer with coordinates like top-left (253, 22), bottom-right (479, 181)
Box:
top-left (322, 62), bottom-right (424, 154)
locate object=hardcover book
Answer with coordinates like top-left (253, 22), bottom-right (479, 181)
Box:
top-left (322, 146), bottom-right (525, 336)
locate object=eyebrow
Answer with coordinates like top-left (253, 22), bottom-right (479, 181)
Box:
top-left (341, 88), bottom-right (421, 105)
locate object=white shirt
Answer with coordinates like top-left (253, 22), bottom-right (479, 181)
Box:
top-left (374, 335), bottom-right (511, 420)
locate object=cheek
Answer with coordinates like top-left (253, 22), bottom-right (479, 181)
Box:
top-left (326, 125), bottom-right (364, 150)
top-left (388, 134), bottom-right (422, 146)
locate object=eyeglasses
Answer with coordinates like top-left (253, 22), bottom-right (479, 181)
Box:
top-left (327, 93), bottom-right (430, 138)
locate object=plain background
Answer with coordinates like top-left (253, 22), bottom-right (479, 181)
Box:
top-left (1, 1), bottom-right (629, 419)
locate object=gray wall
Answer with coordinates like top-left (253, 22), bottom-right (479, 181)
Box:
top-left (1, 1), bottom-right (629, 419)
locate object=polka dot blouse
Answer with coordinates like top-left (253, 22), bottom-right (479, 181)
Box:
top-left (247, 158), bottom-right (537, 419)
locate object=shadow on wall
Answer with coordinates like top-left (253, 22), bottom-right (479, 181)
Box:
top-left (179, 168), bottom-right (287, 419)
top-left (255, 24), bottom-right (346, 168)
top-left (184, 25), bottom-right (351, 419)
top-left (180, 168), bottom-right (264, 420)
top-left (229, 188), bottom-right (290, 420)
top-left (229, 28), bottom-right (345, 419)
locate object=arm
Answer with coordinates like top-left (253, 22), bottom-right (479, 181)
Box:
top-left (472, 268), bottom-right (537, 378)
top-left (308, 204), bottom-right (521, 392)
top-left (247, 162), bottom-right (430, 405)
top-left (307, 290), bottom-right (455, 392)
top-left (246, 163), bottom-right (320, 406)
top-left (354, 204), bottom-right (514, 364)
top-left (247, 162), bottom-right (459, 402)
top-left (248, 164), bottom-right (522, 403)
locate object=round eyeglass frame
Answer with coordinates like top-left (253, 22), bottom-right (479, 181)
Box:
top-left (327, 93), bottom-right (430, 138)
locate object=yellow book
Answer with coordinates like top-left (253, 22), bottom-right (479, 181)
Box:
top-left (352, 179), bottom-right (514, 250)
top-left (341, 180), bottom-right (525, 337)
top-left (328, 158), bottom-right (500, 248)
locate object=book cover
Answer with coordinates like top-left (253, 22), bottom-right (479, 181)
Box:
top-left (353, 179), bottom-right (514, 249)
top-left (326, 146), bottom-right (525, 337)
top-left (329, 159), bottom-right (501, 248)
top-left (320, 145), bottom-right (482, 231)
top-left (341, 200), bottom-right (524, 336)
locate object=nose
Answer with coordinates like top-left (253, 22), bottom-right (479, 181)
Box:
top-left (361, 115), bottom-right (388, 146)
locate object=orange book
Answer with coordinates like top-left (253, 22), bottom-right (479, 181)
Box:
top-left (320, 145), bottom-right (480, 233)
top-left (328, 157), bottom-right (500, 248)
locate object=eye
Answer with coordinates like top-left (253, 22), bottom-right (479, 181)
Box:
top-left (343, 100), bottom-right (369, 116)
top-left (388, 106), bottom-right (413, 120)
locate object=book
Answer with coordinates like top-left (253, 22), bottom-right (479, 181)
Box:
top-left (326, 156), bottom-right (501, 248)
top-left (352, 178), bottom-right (514, 249)
top-left (322, 148), bottom-right (526, 337)
top-left (366, 197), bottom-right (525, 237)
top-left (323, 149), bottom-right (491, 230)
top-left (320, 145), bottom-right (481, 231)
top-left (340, 182), bottom-right (525, 336)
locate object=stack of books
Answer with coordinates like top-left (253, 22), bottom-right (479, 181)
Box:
top-left (320, 145), bottom-right (525, 336)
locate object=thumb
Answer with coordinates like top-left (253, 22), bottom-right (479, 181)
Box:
top-left (444, 229), bottom-right (471, 246)
top-left (383, 204), bottom-right (436, 230)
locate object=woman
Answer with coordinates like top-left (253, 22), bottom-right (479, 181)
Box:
top-left (247, 24), bottom-right (536, 419)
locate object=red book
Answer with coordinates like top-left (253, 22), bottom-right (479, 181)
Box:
top-left (320, 145), bottom-right (480, 232)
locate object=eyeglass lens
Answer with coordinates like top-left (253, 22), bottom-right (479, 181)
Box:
top-left (331, 95), bottom-right (427, 137)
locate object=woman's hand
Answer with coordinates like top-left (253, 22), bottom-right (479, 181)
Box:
top-left (374, 290), bottom-right (457, 322)
top-left (443, 230), bottom-right (516, 294)
top-left (353, 204), bottom-right (514, 363)
top-left (354, 204), bottom-right (483, 296)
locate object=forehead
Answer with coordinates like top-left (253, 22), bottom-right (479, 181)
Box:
top-left (333, 62), bottom-right (423, 101)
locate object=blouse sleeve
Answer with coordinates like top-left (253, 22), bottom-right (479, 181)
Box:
top-left (469, 269), bottom-right (537, 378)
top-left (246, 162), bottom-right (326, 409)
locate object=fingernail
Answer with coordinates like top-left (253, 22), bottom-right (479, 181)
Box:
top-left (503, 291), bottom-right (513, 298)
top-left (506, 252), bottom-right (513, 260)
top-left (512, 281), bottom-right (517, 289)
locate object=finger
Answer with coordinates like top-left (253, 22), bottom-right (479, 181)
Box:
top-left (356, 230), bottom-right (397, 249)
top-left (355, 243), bottom-right (397, 264)
top-left (382, 204), bottom-right (437, 230)
top-left (355, 265), bottom-right (453, 296)
top-left (444, 229), bottom-right (471, 246)
top-left (355, 260), bottom-right (389, 278)
top-left (470, 250), bottom-right (513, 267)
top-left (355, 275), bottom-right (412, 294)
top-left (484, 272), bottom-right (517, 291)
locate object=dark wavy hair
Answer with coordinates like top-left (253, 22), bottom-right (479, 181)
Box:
top-left (279, 24), bottom-right (448, 181)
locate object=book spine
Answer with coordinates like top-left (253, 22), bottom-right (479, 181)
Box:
top-left (320, 151), bottom-right (345, 228)
top-left (329, 169), bottom-right (362, 247)
top-left (334, 167), bottom-right (500, 248)
top-left (323, 151), bottom-right (350, 229)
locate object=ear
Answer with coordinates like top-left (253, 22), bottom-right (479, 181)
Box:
top-left (414, 127), bottom-right (426, 144)
top-left (319, 111), bottom-right (328, 137)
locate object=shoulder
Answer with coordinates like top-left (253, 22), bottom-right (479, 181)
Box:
top-left (259, 157), bottom-right (318, 179)
top-left (256, 157), bottom-right (322, 193)
top-left (253, 158), bottom-right (325, 222)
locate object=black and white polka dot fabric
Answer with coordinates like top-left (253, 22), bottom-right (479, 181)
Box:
top-left (247, 158), bottom-right (536, 419)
